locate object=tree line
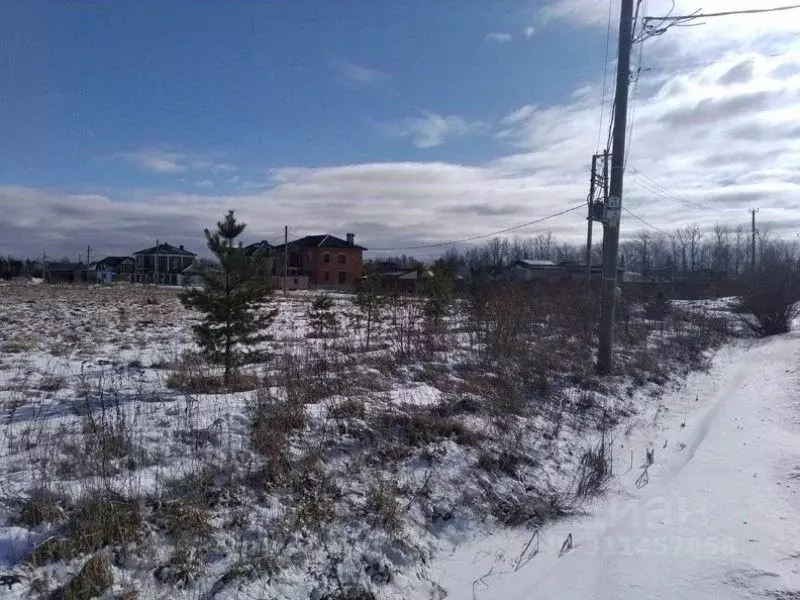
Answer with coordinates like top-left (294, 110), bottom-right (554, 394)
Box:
top-left (371, 223), bottom-right (798, 280)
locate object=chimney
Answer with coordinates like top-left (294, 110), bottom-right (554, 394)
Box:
top-left (346, 233), bottom-right (355, 246)
top-left (180, 245), bottom-right (184, 251)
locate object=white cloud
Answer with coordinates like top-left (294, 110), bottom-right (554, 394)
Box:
top-left (540, 0), bottom-right (613, 28)
top-left (485, 32), bottom-right (514, 43)
top-left (380, 111), bottom-right (486, 148)
top-left (523, 26), bottom-right (536, 38)
top-left (4, 2), bottom-right (800, 259)
top-left (120, 148), bottom-right (237, 175)
top-left (332, 59), bottom-right (387, 86)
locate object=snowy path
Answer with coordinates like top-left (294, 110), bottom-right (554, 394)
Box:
top-left (430, 333), bottom-right (800, 599)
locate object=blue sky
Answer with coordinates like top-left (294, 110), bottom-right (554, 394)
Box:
top-left (2, 1), bottom-right (602, 190)
top-left (2, 0), bottom-right (800, 258)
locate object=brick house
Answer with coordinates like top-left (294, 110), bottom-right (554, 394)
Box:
top-left (133, 243), bottom-right (197, 285)
top-left (271, 234), bottom-right (366, 288)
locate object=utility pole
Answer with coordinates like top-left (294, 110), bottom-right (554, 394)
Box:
top-left (154, 239), bottom-right (159, 286)
top-left (87, 245), bottom-right (92, 284)
top-left (586, 154), bottom-right (597, 283)
top-left (586, 150), bottom-right (611, 284)
top-left (283, 226), bottom-right (288, 295)
top-left (598, 0), bottom-right (635, 374)
top-left (751, 209), bottom-right (756, 271)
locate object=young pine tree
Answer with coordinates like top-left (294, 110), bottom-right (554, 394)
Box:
top-left (180, 211), bottom-right (277, 385)
top-left (353, 275), bottom-right (385, 351)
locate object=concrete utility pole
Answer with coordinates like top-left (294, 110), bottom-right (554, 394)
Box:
top-left (598, 0), bottom-right (635, 374)
top-left (283, 226), bottom-right (289, 295)
top-left (750, 209), bottom-right (758, 271)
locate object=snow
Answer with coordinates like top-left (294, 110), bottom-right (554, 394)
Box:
top-left (3, 282), bottom-right (784, 598)
top-left (428, 333), bottom-right (800, 599)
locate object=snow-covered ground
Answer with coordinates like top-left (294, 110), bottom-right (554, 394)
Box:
top-left (0, 282), bottom-right (740, 599)
top-left (429, 332), bottom-right (800, 599)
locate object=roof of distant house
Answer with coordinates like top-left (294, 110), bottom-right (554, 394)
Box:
top-left (242, 240), bottom-right (273, 257)
top-left (95, 256), bottom-right (134, 268)
top-left (133, 243), bottom-right (196, 256)
top-left (515, 259), bottom-right (561, 269)
top-left (47, 261), bottom-right (81, 271)
top-left (272, 235), bottom-right (366, 252)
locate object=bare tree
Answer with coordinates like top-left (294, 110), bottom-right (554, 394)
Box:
top-left (712, 224), bottom-right (731, 279)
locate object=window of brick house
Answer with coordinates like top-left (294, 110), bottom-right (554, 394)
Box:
top-left (338, 271), bottom-right (346, 284)
top-left (324, 253), bottom-right (330, 263)
top-left (337, 254), bottom-right (346, 264)
top-left (324, 271), bottom-right (330, 282)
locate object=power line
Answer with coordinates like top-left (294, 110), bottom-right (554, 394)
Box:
top-left (641, 3), bottom-right (800, 40)
top-left (645, 3), bottom-right (800, 21)
top-left (622, 206), bottom-right (676, 238)
top-left (628, 175), bottom-right (700, 210)
top-left (643, 49), bottom-right (800, 75)
top-left (628, 167), bottom-right (724, 212)
top-left (369, 203), bottom-right (586, 252)
top-left (596, 0), bottom-right (615, 152)
top-left (625, 0), bottom-right (646, 170)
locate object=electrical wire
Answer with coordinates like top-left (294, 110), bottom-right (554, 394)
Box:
top-left (643, 49), bottom-right (800, 75)
top-left (640, 3), bottom-right (800, 40)
top-left (628, 167), bottom-right (724, 212)
top-left (368, 203), bottom-right (586, 252)
top-left (645, 3), bottom-right (800, 21)
top-left (596, 0), bottom-right (615, 152)
top-left (622, 206), bottom-right (676, 238)
top-left (625, 0), bottom-right (646, 171)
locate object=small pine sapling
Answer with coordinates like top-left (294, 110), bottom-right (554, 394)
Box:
top-left (307, 294), bottom-right (339, 339)
top-left (180, 210), bottom-right (278, 386)
top-left (354, 275), bottom-right (385, 351)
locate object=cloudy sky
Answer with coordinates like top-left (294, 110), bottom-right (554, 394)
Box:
top-left (2, 0), bottom-right (800, 259)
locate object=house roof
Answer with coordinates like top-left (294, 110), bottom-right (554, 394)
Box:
top-left (272, 234), bottom-right (366, 252)
top-left (377, 269), bottom-right (418, 280)
top-left (47, 261), bottom-right (81, 271)
top-left (515, 259), bottom-right (562, 270)
top-left (95, 256), bottom-right (133, 268)
top-left (133, 243), bottom-right (196, 256)
top-left (242, 240), bottom-right (272, 257)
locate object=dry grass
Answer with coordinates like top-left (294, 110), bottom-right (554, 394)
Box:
top-left (57, 555), bottom-right (114, 600)
top-left (0, 282), bottom-right (731, 598)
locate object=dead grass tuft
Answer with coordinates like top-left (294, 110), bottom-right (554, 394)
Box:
top-left (329, 398), bottom-right (366, 421)
top-left (488, 492), bottom-right (571, 527)
top-left (38, 375), bottom-right (67, 392)
top-left (375, 410), bottom-right (481, 448)
top-left (14, 490), bottom-right (65, 528)
top-left (365, 479), bottom-right (402, 533)
top-left (66, 494), bottom-right (143, 556)
top-left (57, 555), bottom-right (113, 600)
top-left (250, 389), bottom-right (307, 457)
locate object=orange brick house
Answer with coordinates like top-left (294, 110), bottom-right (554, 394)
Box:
top-left (271, 233), bottom-right (366, 288)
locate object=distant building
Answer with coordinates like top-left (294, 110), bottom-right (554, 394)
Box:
top-left (242, 240), bottom-right (275, 276)
top-left (133, 243), bottom-right (197, 285)
top-left (44, 262), bottom-right (84, 284)
top-left (89, 256), bottom-right (134, 283)
top-left (271, 233), bottom-right (366, 288)
top-left (374, 268), bottom-right (420, 294)
top-left (510, 259), bottom-right (566, 283)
